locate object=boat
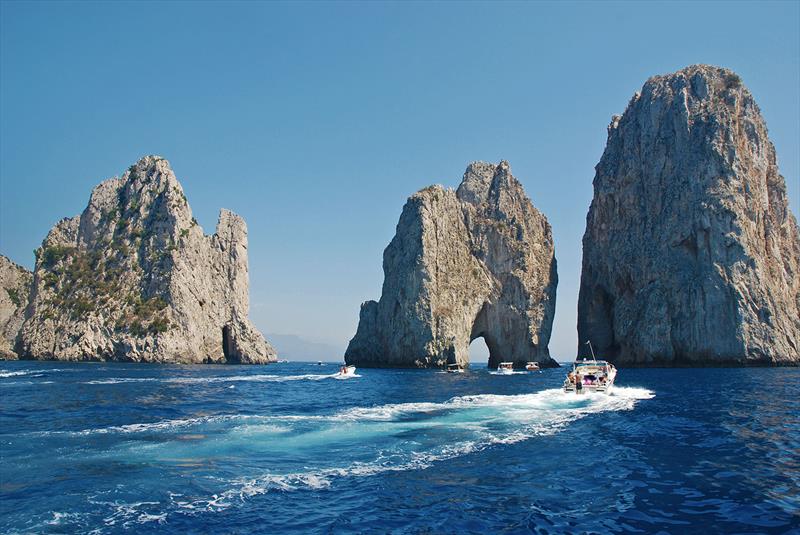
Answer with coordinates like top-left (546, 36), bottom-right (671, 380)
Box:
top-left (563, 341), bottom-right (617, 394)
top-left (525, 362), bottom-right (540, 371)
top-left (446, 363), bottom-right (465, 373)
top-left (496, 362), bottom-right (515, 374)
top-left (337, 365), bottom-right (357, 377)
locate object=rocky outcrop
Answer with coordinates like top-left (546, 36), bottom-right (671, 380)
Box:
top-left (17, 156), bottom-right (276, 363)
top-left (578, 65), bottom-right (800, 366)
top-left (345, 161), bottom-right (558, 369)
top-left (0, 256), bottom-right (32, 359)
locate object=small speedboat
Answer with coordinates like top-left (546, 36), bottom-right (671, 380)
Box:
top-left (496, 362), bottom-right (515, 374)
top-left (336, 365), bottom-right (357, 377)
top-left (446, 363), bottom-right (465, 373)
top-left (525, 362), bottom-right (540, 372)
top-left (563, 342), bottom-right (616, 394)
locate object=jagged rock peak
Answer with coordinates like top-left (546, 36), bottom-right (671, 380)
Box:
top-left (578, 65), bottom-right (800, 366)
top-left (345, 161), bottom-right (558, 369)
top-left (0, 255), bottom-right (32, 359)
top-left (18, 156), bottom-right (276, 364)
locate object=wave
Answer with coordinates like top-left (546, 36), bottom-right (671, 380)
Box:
top-left (85, 377), bottom-right (161, 385)
top-left (0, 370), bottom-right (32, 378)
top-left (0, 369), bottom-right (62, 378)
top-left (1, 380), bottom-right (55, 386)
top-left (85, 373), bottom-right (348, 385)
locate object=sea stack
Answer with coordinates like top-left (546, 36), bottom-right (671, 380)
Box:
top-left (578, 65), bottom-right (800, 366)
top-left (16, 156), bottom-right (276, 363)
top-left (0, 255), bottom-right (32, 359)
top-left (345, 161), bottom-right (558, 369)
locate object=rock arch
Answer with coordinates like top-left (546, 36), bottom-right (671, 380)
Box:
top-left (345, 161), bottom-right (558, 369)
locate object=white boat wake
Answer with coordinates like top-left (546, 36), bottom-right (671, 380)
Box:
top-left (85, 373), bottom-right (354, 385)
top-left (26, 386), bottom-right (654, 529)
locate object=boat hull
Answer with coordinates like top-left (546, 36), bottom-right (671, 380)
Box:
top-left (563, 381), bottom-right (615, 394)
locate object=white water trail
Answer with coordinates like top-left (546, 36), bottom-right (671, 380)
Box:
top-left (173, 387), bottom-right (656, 511)
top-left (0, 368), bottom-right (65, 378)
top-left (85, 372), bottom-right (352, 385)
top-left (35, 386), bottom-right (654, 527)
top-left (46, 386), bottom-right (652, 439)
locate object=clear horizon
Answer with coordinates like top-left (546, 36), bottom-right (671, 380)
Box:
top-left (1, 1), bottom-right (798, 361)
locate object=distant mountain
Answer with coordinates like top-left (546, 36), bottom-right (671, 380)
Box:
top-left (267, 334), bottom-right (343, 362)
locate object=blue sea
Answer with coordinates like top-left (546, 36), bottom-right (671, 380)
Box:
top-left (0, 361), bottom-right (798, 534)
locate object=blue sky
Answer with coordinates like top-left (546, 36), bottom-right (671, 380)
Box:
top-left (1, 1), bottom-right (798, 361)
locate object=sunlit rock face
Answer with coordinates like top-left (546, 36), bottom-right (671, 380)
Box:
top-left (18, 156), bottom-right (276, 363)
top-left (578, 65), bottom-right (800, 366)
top-left (0, 255), bottom-right (32, 359)
top-left (346, 161), bottom-right (558, 369)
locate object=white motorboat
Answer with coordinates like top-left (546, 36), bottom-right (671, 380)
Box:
top-left (496, 362), bottom-right (515, 374)
top-left (446, 363), bottom-right (465, 373)
top-left (337, 365), bottom-right (357, 377)
top-left (563, 342), bottom-right (616, 394)
top-left (525, 362), bottom-right (540, 371)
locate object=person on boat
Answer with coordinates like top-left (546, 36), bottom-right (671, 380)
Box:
top-left (567, 371), bottom-right (575, 384)
top-left (575, 374), bottom-right (583, 393)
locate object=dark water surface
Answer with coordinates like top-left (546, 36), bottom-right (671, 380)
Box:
top-left (1, 362), bottom-right (798, 534)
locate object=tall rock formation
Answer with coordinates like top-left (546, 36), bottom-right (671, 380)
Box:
top-left (17, 156), bottom-right (276, 363)
top-left (578, 65), bottom-right (800, 366)
top-left (0, 256), bottom-right (32, 359)
top-left (345, 161), bottom-right (558, 369)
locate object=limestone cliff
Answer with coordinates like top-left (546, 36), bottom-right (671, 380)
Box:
top-left (578, 65), bottom-right (800, 366)
top-left (0, 255), bottom-right (32, 359)
top-left (345, 161), bottom-right (558, 369)
top-left (17, 156), bottom-right (276, 363)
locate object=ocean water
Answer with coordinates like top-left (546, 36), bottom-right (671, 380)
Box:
top-left (0, 362), bottom-right (798, 534)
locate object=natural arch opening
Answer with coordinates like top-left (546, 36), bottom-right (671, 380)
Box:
top-left (469, 303), bottom-right (503, 368)
top-left (468, 336), bottom-right (490, 365)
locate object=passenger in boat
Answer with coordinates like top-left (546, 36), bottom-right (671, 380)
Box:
top-left (567, 371), bottom-right (575, 384)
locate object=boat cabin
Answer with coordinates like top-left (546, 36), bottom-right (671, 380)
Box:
top-left (567, 359), bottom-right (615, 388)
